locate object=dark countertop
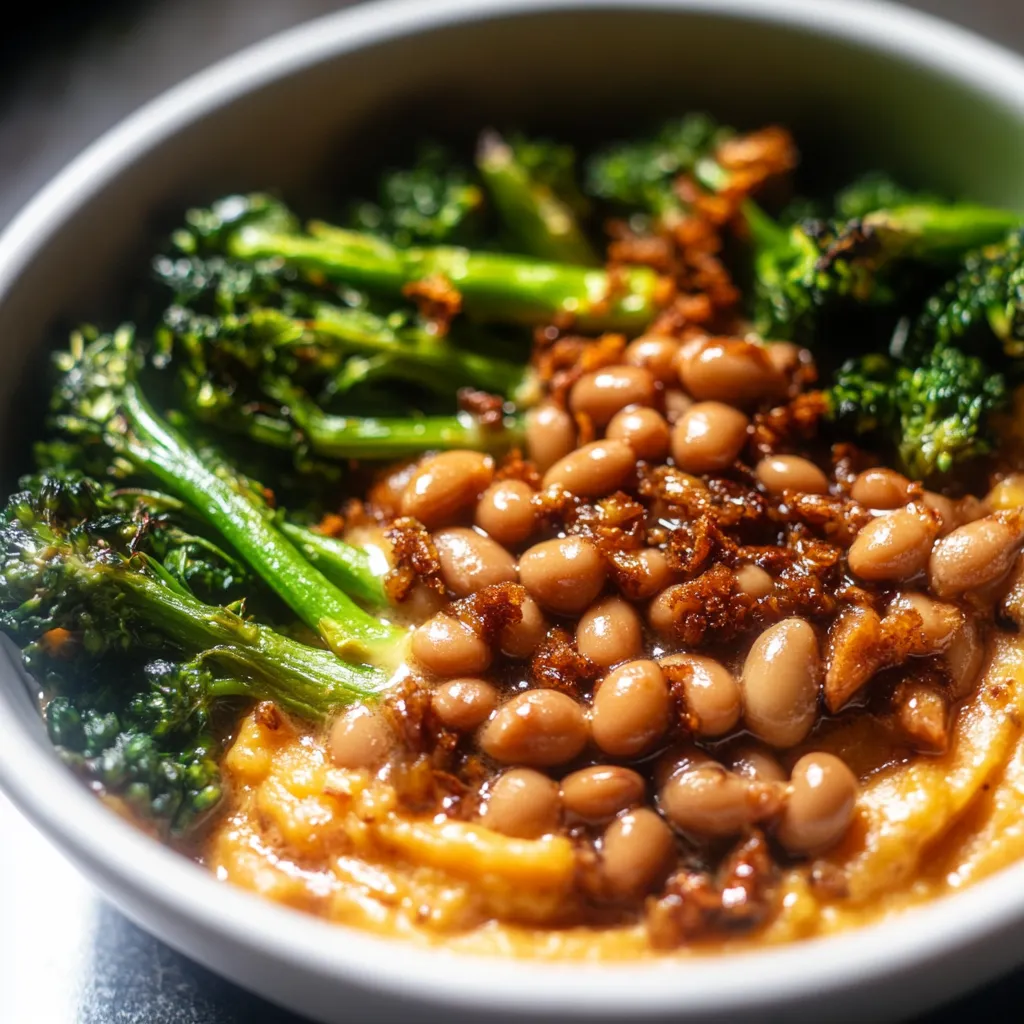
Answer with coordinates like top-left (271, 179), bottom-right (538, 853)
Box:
top-left (1, 2), bottom-right (1022, 1021)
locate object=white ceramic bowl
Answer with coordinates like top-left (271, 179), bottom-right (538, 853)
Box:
top-left (1, 2), bottom-right (1023, 1021)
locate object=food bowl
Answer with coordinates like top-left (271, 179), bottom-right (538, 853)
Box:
top-left (1, 1), bottom-right (1023, 1020)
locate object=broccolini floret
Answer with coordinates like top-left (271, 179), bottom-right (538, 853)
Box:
top-left (826, 344), bottom-right (1008, 478)
top-left (746, 198), bottom-right (1022, 342)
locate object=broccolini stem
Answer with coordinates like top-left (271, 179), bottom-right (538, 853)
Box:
top-left (476, 130), bottom-right (599, 265)
top-left (860, 205), bottom-right (1023, 262)
top-left (263, 378), bottom-right (525, 459)
top-left (307, 302), bottom-right (533, 401)
top-left (107, 557), bottom-right (385, 716)
top-left (277, 520), bottom-right (388, 608)
top-left (228, 221), bottom-right (661, 331)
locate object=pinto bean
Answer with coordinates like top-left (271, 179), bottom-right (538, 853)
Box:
top-left (928, 512), bottom-right (1024, 597)
top-left (542, 439), bottom-right (636, 497)
top-left (659, 653), bottom-right (741, 737)
top-left (755, 455), bottom-right (829, 496)
top-left (729, 744), bottom-right (787, 783)
top-left (850, 468), bottom-right (914, 509)
top-left (329, 706), bottom-right (394, 770)
top-left (480, 769), bottom-right (561, 839)
top-left (620, 548), bottom-right (673, 600)
top-left (734, 564), bottom-right (773, 599)
top-left (561, 765), bottom-right (645, 822)
top-left (670, 402), bottom-right (749, 474)
top-left (776, 753), bottom-right (858, 856)
top-left (676, 337), bottom-right (785, 405)
top-left (741, 618), bottom-right (820, 748)
top-left (600, 809), bottom-right (675, 899)
top-left (624, 334), bottom-right (680, 384)
top-left (519, 537), bottom-right (607, 614)
top-left (591, 660), bottom-right (670, 756)
top-left (570, 366), bottom-right (656, 426)
top-left (433, 527), bottom-right (517, 597)
top-left (943, 616), bottom-right (984, 698)
top-left (477, 690), bottom-right (588, 766)
top-left (606, 406), bottom-right (671, 461)
top-left (923, 491), bottom-right (961, 536)
top-left (499, 595), bottom-right (548, 658)
top-left (847, 506), bottom-right (939, 582)
top-left (400, 451), bottom-right (494, 529)
top-left (823, 605), bottom-right (884, 714)
top-left (474, 479), bottom-right (537, 547)
top-left (662, 388), bottom-right (694, 424)
top-left (431, 677), bottom-right (500, 731)
top-left (525, 403), bottom-right (576, 473)
top-left (657, 748), bottom-right (784, 837)
top-left (411, 614), bottom-right (492, 676)
top-left (576, 596), bottom-right (643, 668)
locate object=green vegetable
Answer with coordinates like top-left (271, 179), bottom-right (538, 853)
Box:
top-left (746, 198), bottom-right (1022, 342)
top-left (826, 343), bottom-right (1008, 478)
top-left (187, 194), bottom-right (660, 331)
top-left (912, 228), bottom-right (1024, 360)
top-left (1, 471), bottom-right (384, 832)
top-left (585, 114), bottom-right (729, 220)
top-left (477, 130), bottom-right (598, 264)
top-left (350, 143), bottom-right (485, 247)
top-left (47, 325), bottom-right (401, 663)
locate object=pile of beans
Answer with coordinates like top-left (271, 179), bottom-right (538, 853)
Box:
top-left (329, 331), bottom-right (1024, 935)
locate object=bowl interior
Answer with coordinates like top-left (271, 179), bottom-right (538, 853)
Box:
top-left (1, 2), bottom-right (1024, 1021)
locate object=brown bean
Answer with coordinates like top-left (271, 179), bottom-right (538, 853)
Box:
top-left (576, 597), bottom-right (643, 668)
top-left (741, 618), bottom-right (820, 748)
top-left (600, 809), bottom-right (674, 899)
top-left (570, 366), bottom-right (656, 427)
top-left (763, 340), bottom-right (804, 378)
top-left (671, 402), bottom-right (749, 474)
top-left (542, 439), bottom-right (636, 497)
top-left (659, 653), bottom-right (741, 737)
top-left (411, 614), bottom-right (492, 676)
top-left (329, 706), bottom-right (394, 770)
top-left (755, 455), bottom-right (829, 496)
top-left (847, 506), bottom-right (939, 582)
top-left (560, 765), bottom-right (645, 822)
top-left (620, 548), bottom-right (673, 600)
top-left (499, 595), bottom-right (548, 659)
top-left (735, 564), bottom-right (773, 599)
top-left (729, 744), bottom-right (787, 783)
top-left (624, 334), bottom-right (680, 384)
top-left (662, 388), bottom-right (694, 424)
top-left (480, 769), bottom-right (561, 839)
top-left (928, 513), bottom-right (1024, 597)
top-left (676, 337), bottom-right (785, 405)
top-left (923, 491), bottom-right (961, 536)
top-left (477, 689), bottom-right (589, 766)
top-left (850, 468), bottom-right (914, 510)
top-left (943, 616), bottom-right (984, 699)
top-left (525, 403), bottom-right (576, 473)
top-left (986, 473), bottom-right (1024, 511)
top-left (648, 584), bottom-right (682, 637)
top-left (888, 591), bottom-right (962, 648)
top-left (474, 479), bottom-right (537, 547)
top-left (658, 749), bottom-right (783, 836)
top-left (433, 527), bottom-right (517, 597)
top-left (776, 753), bottom-right (858, 856)
top-left (823, 605), bottom-right (884, 713)
top-left (591, 659), bottom-right (670, 756)
top-left (431, 677), bottom-right (500, 731)
top-left (400, 451), bottom-right (494, 529)
top-left (519, 537), bottom-right (607, 614)
top-left (606, 406), bottom-right (671, 461)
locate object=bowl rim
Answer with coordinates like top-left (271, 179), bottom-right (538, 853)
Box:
top-left (2, 0), bottom-right (1024, 1017)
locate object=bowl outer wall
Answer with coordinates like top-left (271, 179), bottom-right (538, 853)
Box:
top-left (0, 1), bottom-right (1024, 1021)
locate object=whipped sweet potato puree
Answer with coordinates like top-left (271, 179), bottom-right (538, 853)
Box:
top-left (204, 634), bottom-right (1024, 956)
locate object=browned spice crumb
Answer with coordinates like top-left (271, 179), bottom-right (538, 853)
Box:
top-left (384, 517), bottom-right (444, 602)
top-left (402, 273), bottom-right (462, 333)
top-left (457, 387), bottom-right (506, 429)
top-left (529, 627), bottom-right (602, 699)
top-left (448, 582), bottom-right (526, 645)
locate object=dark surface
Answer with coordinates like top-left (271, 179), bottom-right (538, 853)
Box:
top-left (1, 1), bottom-right (1023, 1021)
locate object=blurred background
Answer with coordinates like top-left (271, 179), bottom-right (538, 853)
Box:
top-left (0, 1), bottom-right (1022, 1022)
